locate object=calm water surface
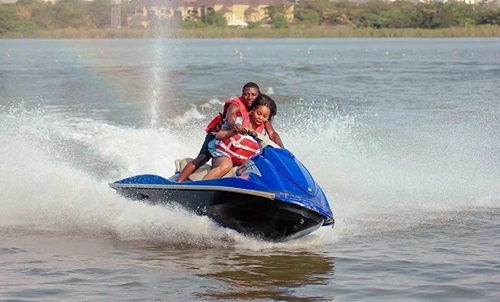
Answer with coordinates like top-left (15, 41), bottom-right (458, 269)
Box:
top-left (1, 38), bottom-right (499, 301)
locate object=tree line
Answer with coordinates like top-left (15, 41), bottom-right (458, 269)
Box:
top-left (292, 0), bottom-right (499, 29)
top-left (1, 0), bottom-right (499, 36)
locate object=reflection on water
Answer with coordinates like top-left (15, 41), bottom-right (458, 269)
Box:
top-left (124, 243), bottom-right (335, 301)
top-left (196, 251), bottom-right (335, 301)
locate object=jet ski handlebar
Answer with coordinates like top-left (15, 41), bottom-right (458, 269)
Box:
top-left (248, 131), bottom-right (281, 150)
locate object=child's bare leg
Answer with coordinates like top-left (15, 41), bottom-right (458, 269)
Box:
top-left (177, 154), bottom-right (209, 182)
top-left (203, 157), bottom-right (232, 180)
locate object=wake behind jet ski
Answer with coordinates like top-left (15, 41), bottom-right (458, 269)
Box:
top-left (110, 132), bottom-right (334, 242)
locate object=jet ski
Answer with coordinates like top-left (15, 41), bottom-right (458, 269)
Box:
top-left (109, 132), bottom-right (334, 242)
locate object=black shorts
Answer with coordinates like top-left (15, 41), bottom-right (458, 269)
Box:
top-left (198, 133), bottom-right (216, 158)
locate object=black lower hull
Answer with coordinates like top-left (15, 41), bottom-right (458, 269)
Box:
top-left (113, 186), bottom-right (326, 241)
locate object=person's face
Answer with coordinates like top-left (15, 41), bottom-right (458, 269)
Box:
top-left (242, 87), bottom-right (259, 107)
top-left (251, 105), bottom-right (271, 126)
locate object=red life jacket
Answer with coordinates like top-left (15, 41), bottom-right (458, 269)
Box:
top-left (205, 97), bottom-right (249, 134)
top-left (216, 113), bottom-right (266, 166)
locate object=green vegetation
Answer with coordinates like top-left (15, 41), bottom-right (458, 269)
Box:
top-left (295, 0), bottom-right (500, 29)
top-left (1, 0), bottom-right (499, 38)
top-left (266, 4), bottom-right (291, 29)
top-left (8, 25), bottom-right (498, 39)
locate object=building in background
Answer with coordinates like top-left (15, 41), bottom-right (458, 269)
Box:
top-left (127, 0), bottom-right (294, 28)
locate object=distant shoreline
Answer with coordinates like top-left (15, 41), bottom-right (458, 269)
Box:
top-left (3, 25), bottom-right (500, 39)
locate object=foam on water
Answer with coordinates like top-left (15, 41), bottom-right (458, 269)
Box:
top-left (1, 98), bottom-right (498, 249)
top-left (0, 105), bottom-right (228, 247)
top-left (263, 98), bottom-right (499, 241)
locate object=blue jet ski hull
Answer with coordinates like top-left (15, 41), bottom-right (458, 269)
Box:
top-left (110, 147), bottom-right (334, 242)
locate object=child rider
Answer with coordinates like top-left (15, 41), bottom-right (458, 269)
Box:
top-left (202, 94), bottom-right (277, 180)
top-left (176, 82), bottom-right (283, 182)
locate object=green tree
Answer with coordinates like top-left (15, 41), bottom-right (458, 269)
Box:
top-left (52, 0), bottom-right (93, 28)
top-left (86, 0), bottom-right (111, 28)
top-left (296, 10), bottom-right (321, 25)
top-left (204, 11), bottom-right (226, 27)
top-left (265, 4), bottom-right (289, 28)
top-left (272, 13), bottom-right (289, 28)
top-left (0, 4), bottom-right (36, 35)
top-left (476, 6), bottom-right (500, 25)
top-left (31, 3), bottom-right (57, 29)
top-left (295, 0), bottom-right (332, 24)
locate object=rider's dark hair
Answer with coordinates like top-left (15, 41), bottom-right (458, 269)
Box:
top-left (250, 94), bottom-right (277, 121)
top-left (242, 82), bottom-right (260, 94)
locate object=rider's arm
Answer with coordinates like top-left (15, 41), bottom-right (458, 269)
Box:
top-left (215, 128), bottom-right (234, 141)
top-left (224, 104), bottom-right (240, 130)
top-left (264, 122), bottom-right (284, 148)
top-left (216, 124), bottom-right (245, 141)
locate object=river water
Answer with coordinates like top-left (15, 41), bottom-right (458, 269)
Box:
top-left (1, 38), bottom-right (499, 301)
